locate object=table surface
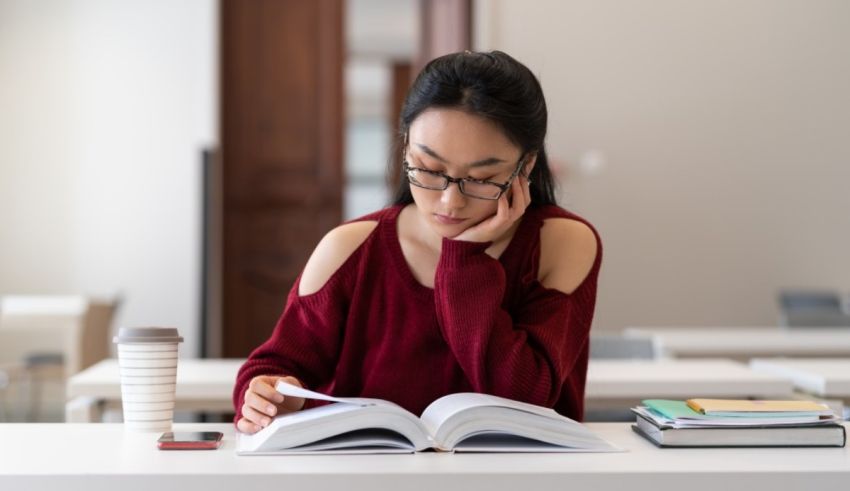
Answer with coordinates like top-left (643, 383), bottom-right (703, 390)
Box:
top-left (1, 422), bottom-right (848, 491)
top-left (70, 357), bottom-right (794, 403)
top-left (68, 358), bottom-right (245, 400)
top-left (625, 326), bottom-right (850, 357)
top-left (750, 358), bottom-right (850, 397)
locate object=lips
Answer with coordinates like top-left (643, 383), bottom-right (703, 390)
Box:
top-left (433, 213), bottom-right (466, 225)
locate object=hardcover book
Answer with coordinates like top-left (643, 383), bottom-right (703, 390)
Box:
top-left (633, 414), bottom-right (846, 448)
top-left (236, 382), bottom-right (620, 455)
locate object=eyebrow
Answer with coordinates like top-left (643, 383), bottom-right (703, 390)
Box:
top-left (414, 143), bottom-right (506, 168)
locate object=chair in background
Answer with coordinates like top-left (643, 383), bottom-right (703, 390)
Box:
top-left (0, 295), bottom-right (120, 421)
top-left (588, 334), bottom-right (657, 360)
top-left (778, 289), bottom-right (850, 328)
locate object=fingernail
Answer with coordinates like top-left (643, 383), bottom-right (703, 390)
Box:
top-left (267, 405), bottom-right (276, 415)
top-left (263, 418), bottom-right (271, 426)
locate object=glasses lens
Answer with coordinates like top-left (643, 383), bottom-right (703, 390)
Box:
top-left (407, 168), bottom-right (448, 190)
top-left (461, 181), bottom-right (503, 200)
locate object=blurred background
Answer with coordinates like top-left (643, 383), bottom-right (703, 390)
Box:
top-left (1, 0), bottom-right (849, 421)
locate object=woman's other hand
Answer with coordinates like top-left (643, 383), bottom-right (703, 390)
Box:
top-left (453, 172), bottom-right (531, 244)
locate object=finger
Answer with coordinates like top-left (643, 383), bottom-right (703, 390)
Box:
top-left (279, 375), bottom-right (303, 388)
top-left (507, 177), bottom-right (526, 219)
top-left (245, 390), bottom-right (279, 417)
top-left (483, 194), bottom-right (508, 232)
top-left (250, 377), bottom-right (285, 404)
top-left (242, 402), bottom-right (274, 427)
top-left (237, 417), bottom-right (262, 434)
top-left (521, 173), bottom-right (531, 206)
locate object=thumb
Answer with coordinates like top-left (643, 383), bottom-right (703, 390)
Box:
top-left (274, 376), bottom-right (306, 411)
top-left (277, 375), bottom-right (303, 389)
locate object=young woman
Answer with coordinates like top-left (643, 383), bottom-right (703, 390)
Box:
top-left (233, 51), bottom-right (601, 434)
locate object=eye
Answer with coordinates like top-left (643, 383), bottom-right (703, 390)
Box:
top-left (467, 174), bottom-right (497, 183)
top-left (415, 157), bottom-right (445, 173)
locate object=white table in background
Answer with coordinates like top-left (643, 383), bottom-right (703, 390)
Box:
top-left (585, 358), bottom-right (793, 409)
top-left (66, 359), bottom-right (245, 422)
top-left (624, 326), bottom-right (850, 360)
top-left (68, 358), bottom-right (794, 422)
top-left (750, 358), bottom-right (850, 402)
top-left (1, 422), bottom-right (848, 491)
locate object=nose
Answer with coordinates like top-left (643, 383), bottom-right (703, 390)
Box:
top-left (440, 180), bottom-right (466, 208)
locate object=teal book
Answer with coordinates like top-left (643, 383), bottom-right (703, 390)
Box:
top-left (642, 400), bottom-right (711, 420)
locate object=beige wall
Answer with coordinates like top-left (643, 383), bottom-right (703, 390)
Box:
top-left (475, 0), bottom-right (850, 330)
top-left (0, 0), bottom-right (218, 356)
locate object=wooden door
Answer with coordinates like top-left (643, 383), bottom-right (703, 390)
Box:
top-left (220, 0), bottom-right (344, 357)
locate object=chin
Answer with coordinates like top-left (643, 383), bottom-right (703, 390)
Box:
top-left (431, 223), bottom-right (465, 239)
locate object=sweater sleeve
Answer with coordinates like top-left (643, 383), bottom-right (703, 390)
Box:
top-left (433, 237), bottom-right (599, 408)
top-left (231, 274), bottom-right (348, 423)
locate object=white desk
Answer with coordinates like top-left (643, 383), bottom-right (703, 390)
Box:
top-left (585, 359), bottom-right (793, 408)
top-left (1, 423), bottom-right (848, 491)
top-left (624, 326), bottom-right (850, 360)
top-left (66, 359), bottom-right (245, 422)
top-left (68, 358), bottom-right (794, 422)
top-left (750, 358), bottom-right (850, 399)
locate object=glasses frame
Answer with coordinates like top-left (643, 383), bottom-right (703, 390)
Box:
top-left (402, 155), bottom-right (528, 201)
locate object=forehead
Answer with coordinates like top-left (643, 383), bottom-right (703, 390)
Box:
top-left (408, 108), bottom-right (520, 160)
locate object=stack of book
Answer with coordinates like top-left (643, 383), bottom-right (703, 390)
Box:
top-left (632, 399), bottom-right (846, 447)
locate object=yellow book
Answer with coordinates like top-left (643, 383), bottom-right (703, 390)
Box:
top-left (686, 399), bottom-right (832, 415)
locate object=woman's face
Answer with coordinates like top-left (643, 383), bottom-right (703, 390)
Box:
top-left (406, 108), bottom-right (525, 240)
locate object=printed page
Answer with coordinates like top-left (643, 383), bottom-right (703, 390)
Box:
top-left (421, 393), bottom-right (621, 452)
top-left (420, 393), bottom-right (563, 436)
top-left (236, 401), bottom-right (432, 454)
top-left (275, 381), bottom-right (402, 409)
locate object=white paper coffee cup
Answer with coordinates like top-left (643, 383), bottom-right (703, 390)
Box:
top-left (113, 327), bottom-right (183, 432)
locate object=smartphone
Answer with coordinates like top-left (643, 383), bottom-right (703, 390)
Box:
top-left (157, 431), bottom-right (223, 450)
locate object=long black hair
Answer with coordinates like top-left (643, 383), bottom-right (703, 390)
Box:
top-left (391, 50), bottom-right (557, 207)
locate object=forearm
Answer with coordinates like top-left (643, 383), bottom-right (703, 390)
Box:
top-left (232, 285), bottom-right (346, 421)
top-left (434, 238), bottom-right (588, 406)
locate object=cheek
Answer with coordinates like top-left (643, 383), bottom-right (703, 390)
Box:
top-left (409, 186), bottom-right (433, 207)
top-left (469, 199), bottom-right (499, 220)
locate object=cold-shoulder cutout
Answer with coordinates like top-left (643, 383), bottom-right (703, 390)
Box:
top-left (538, 217), bottom-right (598, 295)
top-left (298, 220), bottom-right (379, 296)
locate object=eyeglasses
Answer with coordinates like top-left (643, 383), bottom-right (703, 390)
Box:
top-left (403, 156), bottom-right (527, 201)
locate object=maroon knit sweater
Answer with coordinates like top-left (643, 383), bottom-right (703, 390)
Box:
top-left (233, 204), bottom-right (601, 422)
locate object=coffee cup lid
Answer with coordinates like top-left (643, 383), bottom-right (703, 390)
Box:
top-left (113, 327), bottom-right (184, 344)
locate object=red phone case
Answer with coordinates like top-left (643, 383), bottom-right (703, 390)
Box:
top-left (158, 440), bottom-right (221, 450)
top-left (157, 432), bottom-right (223, 450)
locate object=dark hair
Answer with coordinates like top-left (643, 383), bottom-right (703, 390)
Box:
top-left (391, 50), bottom-right (557, 206)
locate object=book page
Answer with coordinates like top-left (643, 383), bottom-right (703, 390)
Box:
top-left (420, 393), bottom-right (562, 435)
top-left (420, 393), bottom-right (620, 452)
top-left (275, 381), bottom-right (401, 409)
top-left (236, 400), bottom-right (432, 454)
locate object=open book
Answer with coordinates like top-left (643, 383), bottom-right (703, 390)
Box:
top-left (236, 382), bottom-right (620, 454)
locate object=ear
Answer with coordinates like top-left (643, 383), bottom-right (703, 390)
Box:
top-left (522, 152), bottom-right (538, 177)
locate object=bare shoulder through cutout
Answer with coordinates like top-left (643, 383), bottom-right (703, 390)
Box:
top-left (298, 220), bottom-right (379, 296)
top-left (538, 218), bottom-right (598, 295)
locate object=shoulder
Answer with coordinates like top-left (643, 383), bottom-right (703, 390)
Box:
top-left (537, 210), bottom-right (600, 295)
top-left (298, 219), bottom-right (380, 296)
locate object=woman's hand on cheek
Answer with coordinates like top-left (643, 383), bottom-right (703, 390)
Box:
top-left (453, 174), bottom-right (531, 243)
